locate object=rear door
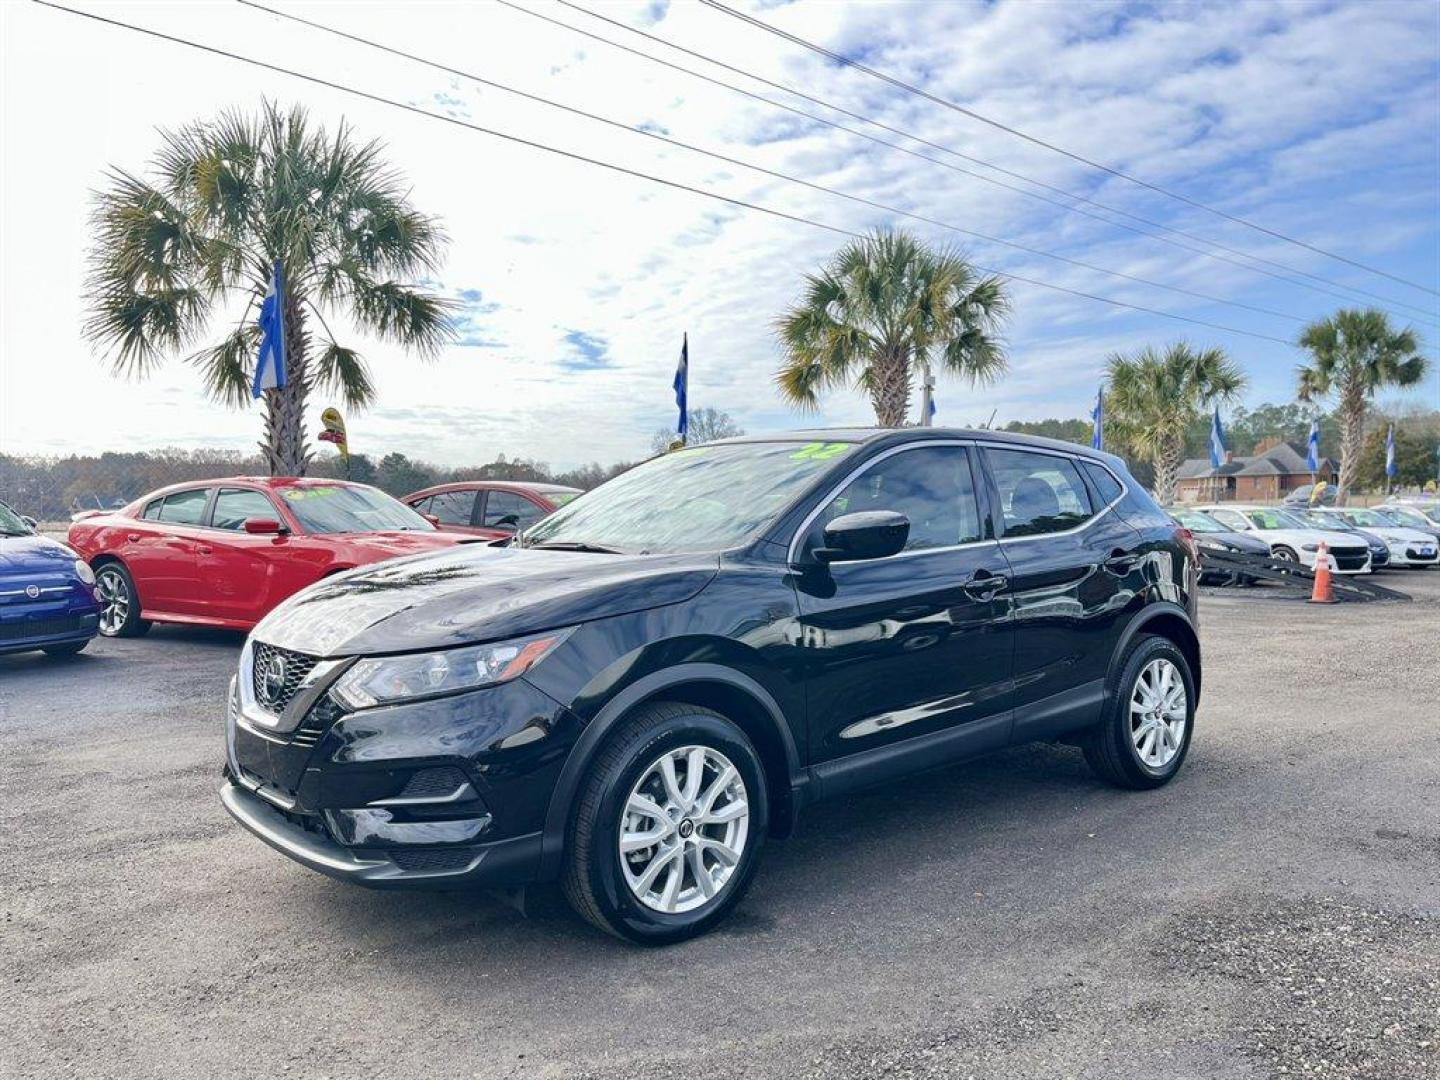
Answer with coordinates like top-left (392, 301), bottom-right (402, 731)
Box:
top-left (794, 442), bottom-right (1015, 772)
top-left (981, 446), bottom-right (1145, 741)
top-left (127, 488), bottom-right (211, 616)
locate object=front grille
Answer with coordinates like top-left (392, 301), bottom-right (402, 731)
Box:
top-left (1332, 547), bottom-right (1369, 571)
top-left (1407, 546), bottom-right (1438, 562)
top-left (0, 614), bottom-right (85, 641)
top-left (390, 848), bottom-right (477, 873)
top-left (250, 641), bottom-right (321, 715)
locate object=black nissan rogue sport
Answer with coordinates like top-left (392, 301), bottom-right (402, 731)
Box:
top-left (223, 429), bottom-right (1201, 943)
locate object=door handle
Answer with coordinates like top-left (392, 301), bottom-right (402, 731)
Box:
top-left (127, 533), bottom-right (140, 542)
top-left (962, 571), bottom-right (1008, 599)
top-left (197, 544), bottom-right (213, 555)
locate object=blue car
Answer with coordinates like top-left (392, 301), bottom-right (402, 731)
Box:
top-left (0, 500), bottom-right (101, 657)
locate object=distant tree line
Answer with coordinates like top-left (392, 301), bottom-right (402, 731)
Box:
top-left (0, 447), bottom-right (637, 521)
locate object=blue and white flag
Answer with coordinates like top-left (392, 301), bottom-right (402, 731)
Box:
top-left (673, 333), bottom-right (689, 442)
top-left (1209, 407), bottom-right (1226, 469)
top-left (1386, 424), bottom-right (1396, 478)
top-left (1306, 419), bottom-right (1320, 473)
top-left (1090, 386), bottom-right (1103, 450)
top-left (252, 261), bottom-right (287, 399)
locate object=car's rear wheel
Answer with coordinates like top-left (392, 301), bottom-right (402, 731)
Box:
top-left (562, 702), bottom-right (767, 944)
top-left (1083, 635), bottom-right (1195, 790)
top-left (94, 563), bottom-right (149, 638)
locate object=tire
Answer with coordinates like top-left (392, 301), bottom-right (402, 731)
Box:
top-left (1083, 635), bottom-right (1196, 790)
top-left (562, 702), bottom-right (768, 945)
top-left (94, 562), bottom-right (150, 638)
top-left (42, 640), bottom-right (89, 658)
top-left (1272, 545), bottom-right (1299, 564)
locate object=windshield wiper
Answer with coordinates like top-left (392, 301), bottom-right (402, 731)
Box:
top-left (528, 540), bottom-right (627, 555)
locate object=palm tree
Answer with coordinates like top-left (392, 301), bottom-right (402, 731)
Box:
top-left (1296, 309), bottom-right (1427, 501)
top-left (775, 229), bottom-right (1008, 427)
top-left (84, 101), bottom-right (455, 475)
top-left (1105, 342), bottom-right (1246, 505)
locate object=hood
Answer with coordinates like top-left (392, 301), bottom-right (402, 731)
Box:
top-left (0, 533), bottom-right (77, 575)
top-left (250, 543), bottom-right (719, 658)
top-left (331, 529), bottom-right (477, 558)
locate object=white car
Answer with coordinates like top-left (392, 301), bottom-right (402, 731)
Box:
top-left (1195, 505), bottom-right (1372, 574)
top-left (1383, 499), bottom-right (1440, 529)
top-left (1329, 507), bottom-right (1439, 568)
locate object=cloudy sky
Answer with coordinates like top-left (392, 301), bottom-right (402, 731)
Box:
top-left (3, 0), bottom-right (1438, 470)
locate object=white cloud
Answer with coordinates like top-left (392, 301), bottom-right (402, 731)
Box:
top-left (1, 0), bottom-right (1435, 473)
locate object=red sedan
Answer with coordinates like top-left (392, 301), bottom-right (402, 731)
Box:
top-left (68, 477), bottom-right (473, 636)
top-left (402, 480), bottom-right (581, 539)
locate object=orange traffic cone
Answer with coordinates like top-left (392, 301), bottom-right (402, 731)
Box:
top-left (1309, 541), bottom-right (1336, 604)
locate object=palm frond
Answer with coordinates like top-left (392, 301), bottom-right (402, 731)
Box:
top-left (313, 342), bottom-right (376, 410)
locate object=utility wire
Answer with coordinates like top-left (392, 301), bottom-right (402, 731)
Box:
top-left (238, 0), bottom-right (1310, 326)
top-left (31, 0), bottom-right (1298, 346)
top-left (701, 0), bottom-right (1440, 299)
top-left (537, 0), bottom-right (1440, 326)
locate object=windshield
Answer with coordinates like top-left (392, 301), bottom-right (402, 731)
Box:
top-left (0, 501), bottom-right (34, 536)
top-left (1246, 508), bottom-right (1307, 530)
top-left (279, 484), bottom-right (434, 535)
top-left (523, 440), bottom-right (858, 554)
top-left (1383, 506), bottom-right (1433, 528)
top-left (1172, 511), bottom-right (1225, 533)
top-left (1298, 511), bottom-right (1349, 530)
top-left (1344, 509), bottom-right (1387, 528)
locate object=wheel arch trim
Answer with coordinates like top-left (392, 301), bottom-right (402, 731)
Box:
top-left (1109, 602), bottom-right (1201, 704)
top-left (537, 662), bottom-right (804, 878)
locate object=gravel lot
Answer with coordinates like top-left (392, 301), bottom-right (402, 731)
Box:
top-left (3, 573), bottom-right (1437, 1079)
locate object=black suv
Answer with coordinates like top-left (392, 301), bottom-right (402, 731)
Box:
top-left (223, 429), bottom-right (1201, 943)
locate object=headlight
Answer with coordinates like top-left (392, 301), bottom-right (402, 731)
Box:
top-left (1196, 539), bottom-right (1230, 551)
top-left (331, 628), bottom-right (573, 709)
top-left (74, 559), bottom-right (96, 585)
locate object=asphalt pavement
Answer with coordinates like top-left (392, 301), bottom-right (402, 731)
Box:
top-left (3, 573), bottom-right (1437, 1079)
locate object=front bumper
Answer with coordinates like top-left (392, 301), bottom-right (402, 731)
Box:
top-left (220, 780), bottom-right (542, 889)
top-left (1389, 541), bottom-right (1438, 566)
top-left (0, 580), bottom-right (99, 654)
top-left (222, 640), bottom-right (581, 890)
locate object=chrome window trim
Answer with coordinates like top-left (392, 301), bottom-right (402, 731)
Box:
top-left (785, 439), bottom-right (991, 565)
top-left (975, 441), bottom-right (1128, 545)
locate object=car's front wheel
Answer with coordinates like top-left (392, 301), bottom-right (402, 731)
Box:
top-left (563, 702), bottom-right (767, 944)
top-left (1083, 635), bottom-right (1195, 790)
top-left (94, 562), bottom-right (150, 638)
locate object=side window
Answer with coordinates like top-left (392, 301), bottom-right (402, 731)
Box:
top-left (142, 499), bottom-right (164, 520)
top-left (1082, 461), bottom-right (1124, 506)
top-left (408, 496), bottom-right (432, 515)
top-left (426, 490), bottom-right (477, 526)
top-left (157, 489), bottom-right (211, 526)
top-left (483, 491), bottom-right (544, 531)
top-left (817, 445), bottom-right (982, 552)
top-left (212, 489), bottom-right (279, 531)
top-left (987, 449), bottom-right (1094, 538)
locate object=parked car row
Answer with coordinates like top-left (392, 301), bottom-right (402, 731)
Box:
top-left (1170, 499), bottom-right (1439, 584)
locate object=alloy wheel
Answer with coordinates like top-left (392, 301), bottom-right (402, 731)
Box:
top-left (619, 745), bottom-right (750, 914)
top-left (1129, 657), bottom-right (1187, 769)
top-left (95, 567), bottom-right (130, 635)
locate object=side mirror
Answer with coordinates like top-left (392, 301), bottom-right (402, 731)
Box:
top-left (422, 513), bottom-right (442, 528)
top-left (812, 511), bottom-right (909, 564)
top-left (243, 517), bottom-right (284, 535)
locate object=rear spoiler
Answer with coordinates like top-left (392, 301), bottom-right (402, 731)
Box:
top-left (70, 509), bottom-right (105, 522)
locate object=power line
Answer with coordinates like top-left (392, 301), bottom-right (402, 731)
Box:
top-left (237, 0), bottom-right (1311, 326)
top-left (30, 0), bottom-right (1298, 347)
top-left (535, 0), bottom-right (1440, 326)
top-left (700, 0), bottom-right (1440, 299)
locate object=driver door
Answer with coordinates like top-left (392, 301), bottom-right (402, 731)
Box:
top-left (793, 442), bottom-right (1014, 788)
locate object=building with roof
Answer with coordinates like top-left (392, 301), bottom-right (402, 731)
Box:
top-left (1176, 437), bottom-right (1336, 503)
